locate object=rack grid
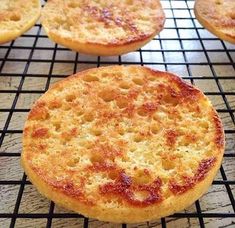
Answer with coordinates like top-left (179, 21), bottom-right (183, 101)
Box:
top-left (0, 0), bottom-right (234, 227)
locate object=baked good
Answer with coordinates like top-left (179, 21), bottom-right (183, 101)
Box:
top-left (21, 66), bottom-right (225, 223)
top-left (0, 0), bottom-right (41, 44)
top-left (194, 0), bottom-right (235, 44)
top-left (41, 0), bottom-right (165, 56)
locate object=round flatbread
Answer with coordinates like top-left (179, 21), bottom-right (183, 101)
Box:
top-left (21, 66), bottom-right (225, 223)
top-left (41, 0), bottom-right (165, 56)
top-left (0, 0), bottom-right (41, 44)
top-left (194, 0), bottom-right (235, 44)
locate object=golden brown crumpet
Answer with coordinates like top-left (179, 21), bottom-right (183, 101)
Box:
top-left (41, 0), bottom-right (165, 56)
top-left (21, 66), bottom-right (225, 223)
top-left (194, 0), bottom-right (235, 44)
top-left (0, 0), bottom-right (41, 44)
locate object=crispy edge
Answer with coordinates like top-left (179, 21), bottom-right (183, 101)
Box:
top-left (43, 28), bottom-right (161, 56)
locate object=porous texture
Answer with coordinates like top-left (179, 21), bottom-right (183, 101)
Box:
top-left (21, 66), bottom-right (225, 223)
top-left (41, 0), bottom-right (165, 56)
top-left (194, 0), bottom-right (235, 44)
top-left (0, 0), bottom-right (41, 44)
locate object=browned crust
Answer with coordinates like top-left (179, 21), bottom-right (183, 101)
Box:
top-left (0, 0), bottom-right (41, 44)
top-left (21, 66), bottom-right (225, 223)
top-left (212, 110), bottom-right (225, 148)
top-left (31, 127), bottom-right (48, 138)
top-left (169, 157), bottom-right (217, 194)
top-left (194, 0), bottom-right (235, 44)
top-left (22, 144), bottom-right (225, 223)
top-left (41, 0), bottom-right (165, 55)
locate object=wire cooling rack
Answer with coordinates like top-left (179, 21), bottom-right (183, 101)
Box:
top-left (0, 0), bottom-right (234, 227)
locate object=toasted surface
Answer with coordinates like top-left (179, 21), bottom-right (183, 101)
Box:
top-left (194, 0), bottom-right (235, 44)
top-left (21, 66), bottom-right (225, 223)
top-left (41, 0), bottom-right (165, 56)
top-left (0, 0), bottom-right (41, 44)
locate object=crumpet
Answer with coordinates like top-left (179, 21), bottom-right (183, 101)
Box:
top-left (21, 66), bottom-right (225, 223)
top-left (0, 0), bottom-right (41, 44)
top-left (195, 0), bottom-right (235, 44)
top-left (41, 0), bottom-right (165, 56)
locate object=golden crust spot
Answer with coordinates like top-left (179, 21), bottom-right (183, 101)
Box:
top-left (28, 101), bottom-right (49, 120)
top-left (61, 128), bottom-right (78, 141)
top-left (138, 102), bottom-right (158, 117)
top-left (165, 129), bottom-right (178, 147)
top-left (31, 127), bottom-right (49, 138)
top-left (91, 142), bottom-right (123, 160)
top-left (87, 162), bottom-right (117, 172)
top-left (48, 99), bottom-right (62, 109)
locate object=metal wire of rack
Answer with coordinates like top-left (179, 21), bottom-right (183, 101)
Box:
top-left (0, 0), bottom-right (234, 227)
